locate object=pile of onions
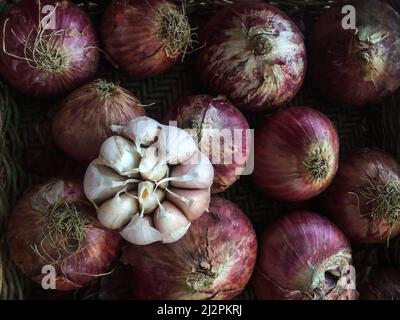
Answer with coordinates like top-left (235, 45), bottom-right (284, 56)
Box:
top-left (359, 267), bottom-right (400, 300)
top-left (52, 79), bottom-right (145, 163)
top-left (83, 116), bottom-right (214, 245)
top-left (121, 196), bottom-right (257, 300)
top-left (323, 148), bottom-right (400, 243)
top-left (163, 95), bottom-right (250, 193)
top-left (253, 211), bottom-right (357, 300)
top-left (309, 0), bottom-right (400, 107)
top-left (252, 106), bottom-right (339, 202)
top-left (101, 0), bottom-right (194, 78)
top-left (7, 178), bottom-right (121, 291)
top-left (0, 0), bottom-right (99, 97)
top-left (196, 2), bottom-right (306, 113)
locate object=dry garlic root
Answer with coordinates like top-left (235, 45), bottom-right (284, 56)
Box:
top-left (84, 116), bottom-right (214, 245)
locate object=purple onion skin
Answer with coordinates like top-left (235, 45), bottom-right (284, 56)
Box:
top-left (252, 106), bottom-right (339, 202)
top-left (309, 0), bottom-right (400, 107)
top-left (0, 0), bottom-right (99, 98)
top-left (7, 179), bottom-right (121, 291)
top-left (101, 0), bottom-right (181, 79)
top-left (163, 95), bottom-right (250, 193)
top-left (359, 267), bottom-right (400, 300)
top-left (196, 3), bottom-right (306, 113)
top-left (121, 196), bottom-right (257, 300)
top-left (253, 211), bottom-right (357, 300)
top-left (324, 148), bottom-right (400, 243)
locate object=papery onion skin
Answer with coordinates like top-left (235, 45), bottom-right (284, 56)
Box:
top-left (7, 178), bottom-right (121, 291)
top-left (196, 3), bottom-right (306, 113)
top-left (252, 106), bottom-right (339, 202)
top-left (121, 196), bottom-right (257, 300)
top-left (52, 79), bottom-right (145, 163)
top-left (359, 267), bottom-right (400, 300)
top-left (163, 95), bottom-right (250, 193)
top-left (323, 148), bottom-right (400, 243)
top-left (309, 0), bottom-right (400, 107)
top-left (253, 211), bottom-right (357, 300)
top-left (0, 0), bottom-right (99, 97)
top-left (101, 0), bottom-right (191, 78)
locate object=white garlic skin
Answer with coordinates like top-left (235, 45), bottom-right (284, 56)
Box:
top-left (138, 145), bottom-right (169, 181)
top-left (159, 124), bottom-right (198, 165)
top-left (98, 135), bottom-right (141, 177)
top-left (153, 201), bottom-right (191, 243)
top-left (120, 214), bottom-right (163, 245)
top-left (97, 193), bottom-right (139, 229)
top-left (84, 161), bottom-right (135, 205)
top-left (170, 151), bottom-right (214, 189)
top-left (111, 117), bottom-right (161, 149)
top-left (166, 188), bottom-right (211, 221)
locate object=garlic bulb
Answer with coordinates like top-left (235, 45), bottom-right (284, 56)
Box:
top-left (84, 117), bottom-right (214, 245)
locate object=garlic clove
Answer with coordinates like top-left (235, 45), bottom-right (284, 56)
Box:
top-left (111, 117), bottom-right (161, 154)
top-left (153, 201), bottom-right (191, 243)
top-left (169, 151), bottom-right (214, 189)
top-left (138, 145), bottom-right (169, 181)
top-left (120, 214), bottom-right (163, 245)
top-left (137, 181), bottom-right (165, 214)
top-left (98, 135), bottom-right (141, 178)
top-left (159, 124), bottom-right (198, 165)
top-left (166, 188), bottom-right (210, 221)
top-left (137, 181), bottom-right (155, 209)
top-left (143, 189), bottom-right (165, 214)
top-left (97, 193), bottom-right (139, 229)
top-left (84, 161), bottom-right (138, 205)
top-left (158, 166), bottom-right (170, 190)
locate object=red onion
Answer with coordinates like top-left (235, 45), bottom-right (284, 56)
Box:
top-left (7, 178), bottom-right (121, 291)
top-left (101, 0), bottom-right (194, 78)
top-left (324, 148), bottom-right (400, 243)
top-left (253, 211), bottom-right (357, 300)
top-left (252, 106), bottom-right (339, 202)
top-left (359, 267), bottom-right (400, 300)
top-left (309, 0), bottom-right (400, 107)
top-left (0, 0), bottom-right (99, 97)
top-left (52, 79), bottom-right (145, 163)
top-left (121, 196), bottom-right (257, 299)
top-left (163, 95), bottom-right (250, 193)
top-left (196, 2), bottom-right (306, 113)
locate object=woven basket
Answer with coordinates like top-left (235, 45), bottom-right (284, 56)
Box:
top-left (0, 0), bottom-right (399, 300)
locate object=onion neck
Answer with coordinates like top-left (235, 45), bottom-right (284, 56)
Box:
top-left (36, 46), bottom-right (66, 72)
top-left (302, 147), bottom-right (331, 182)
top-left (250, 33), bottom-right (272, 56)
top-left (311, 250), bottom-right (354, 300)
top-left (360, 178), bottom-right (400, 227)
top-left (186, 260), bottom-right (221, 293)
top-left (354, 40), bottom-right (384, 81)
top-left (94, 79), bottom-right (117, 98)
top-left (157, 6), bottom-right (193, 58)
top-left (358, 48), bottom-right (374, 64)
top-left (184, 118), bottom-right (203, 143)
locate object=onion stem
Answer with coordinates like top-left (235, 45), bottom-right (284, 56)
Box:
top-left (360, 178), bottom-right (400, 228)
top-left (156, 1), bottom-right (197, 60)
top-left (302, 147), bottom-right (330, 181)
